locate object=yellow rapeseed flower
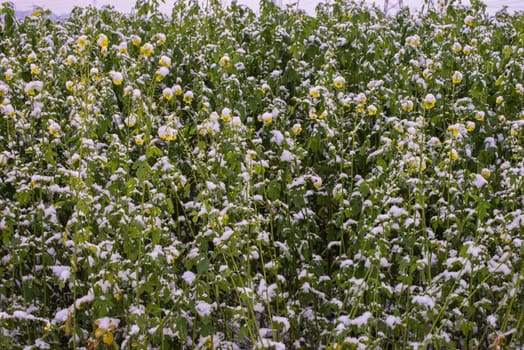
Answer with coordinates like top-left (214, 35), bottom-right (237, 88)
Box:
top-left (475, 111), bottom-right (485, 121)
top-left (309, 86), bottom-right (320, 99)
top-left (219, 55), bottom-right (231, 68)
top-left (131, 35), bottom-right (142, 46)
top-left (97, 34), bottom-right (109, 48)
top-left (183, 91), bottom-right (194, 104)
top-left (4, 69), bottom-right (13, 81)
top-left (452, 71), bottom-right (463, 84)
top-left (333, 76), bottom-right (345, 89)
top-left (447, 149), bottom-right (458, 161)
top-left (402, 100), bottom-right (414, 112)
top-left (30, 64), bottom-right (39, 75)
top-left (76, 35), bottom-right (88, 48)
top-left (27, 52), bottom-right (38, 63)
top-left (140, 43), bottom-right (154, 57)
top-left (221, 108), bottom-right (232, 122)
top-left (423, 94), bottom-right (436, 109)
top-left (163, 88), bottom-right (173, 101)
top-left (367, 104), bottom-right (377, 116)
top-left (159, 55), bottom-right (171, 67)
top-left (291, 123), bottom-right (302, 135)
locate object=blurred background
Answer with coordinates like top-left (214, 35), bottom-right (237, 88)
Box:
top-left (3, 0), bottom-right (524, 17)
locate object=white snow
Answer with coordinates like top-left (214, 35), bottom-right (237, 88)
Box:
top-left (96, 317), bottom-right (120, 330)
top-left (49, 266), bottom-right (71, 282)
top-left (472, 174), bottom-right (488, 188)
top-left (412, 295), bottom-right (435, 309)
top-left (53, 309), bottom-right (70, 323)
top-left (182, 271), bottom-right (196, 285)
top-left (385, 315), bottom-right (401, 328)
top-left (339, 311), bottom-right (373, 327)
top-left (270, 130), bottom-right (284, 146)
top-left (280, 150), bottom-right (294, 162)
top-left (272, 316), bottom-right (290, 333)
top-left (195, 301), bottom-right (214, 317)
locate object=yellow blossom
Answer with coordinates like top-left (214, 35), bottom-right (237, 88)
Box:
top-left (76, 35), bottom-right (88, 48)
top-left (124, 114), bottom-right (137, 128)
top-left (312, 176), bottom-right (323, 189)
top-left (163, 88), bottom-right (173, 101)
top-left (466, 121), bottom-right (475, 132)
top-left (367, 104), bottom-right (378, 116)
top-left (401, 100), bottom-right (414, 112)
top-left (155, 67), bottom-right (169, 82)
top-left (496, 96), bottom-right (504, 105)
top-left (102, 332), bottom-right (114, 346)
top-left (291, 123), bottom-right (302, 135)
top-left (24, 81), bottom-right (43, 96)
top-left (452, 42), bottom-right (462, 54)
top-left (447, 149), bottom-right (459, 161)
top-left (90, 68), bottom-right (100, 81)
top-left (48, 120), bottom-right (61, 138)
top-left (97, 34), bottom-right (108, 48)
top-left (4, 69), bottom-right (13, 81)
top-left (452, 71), bottom-right (463, 84)
top-left (66, 55), bottom-right (77, 65)
top-left (356, 92), bottom-right (366, 106)
top-left (135, 135), bottom-right (144, 146)
top-left (309, 86), bottom-right (320, 99)
top-left (156, 33), bottom-right (166, 45)
top-left (158, 55), bottom-right (171, 67)
top-left (173, 85), bottom-right (183, 96)
top-left (131, 35), bottom-right (142, 46)
top-left (0, 84), bottom-right (8, 97)
top-left (118, 42), bottom-right (128, 54)
top-left (158, 125), bottom-right (177, 141)
top-left (481, 168), bottom-right (491, 180)
top-left (423, 94), bottom-right (436, 109)
top-left (183, 91), bottom-right (194, 104)
top-left (219, 55), bottom-right (231, 68)
top-left (30, 64), bottom-right (39, 75)
top-left (333, 76), bottom-right (345, 89)
top-left (447, 124), bottom-right (460, 136)
top-left (422, 69), bottom-right (432, 80)
top-left (405, 35), bottom-right (420, 47)
top-left (221, 108), bottom-right (232, 122)
top-left (260, 112), bottom-right (272, 125)
top-left (140, 43), bottom-right (154, 57)
top-left (109, 71), bottom-right (123, 85)
top-left (27, 52), bottom-right (38, 63)
top-left (475, 111), bottom-right (485, 121)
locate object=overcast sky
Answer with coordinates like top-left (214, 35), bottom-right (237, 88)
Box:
top-left (6, 0), bottom-right (524, 15)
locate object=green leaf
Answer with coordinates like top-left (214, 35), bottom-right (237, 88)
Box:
top-left (197, 256), bottom-right (209, 274)
top-left (267, 180), bottom-right (281, 200)
top-left (166, 198), bottom-right (175, 214)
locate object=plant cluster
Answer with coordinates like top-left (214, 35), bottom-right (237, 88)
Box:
top-left (0, 0), bottom-right (522, 348)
